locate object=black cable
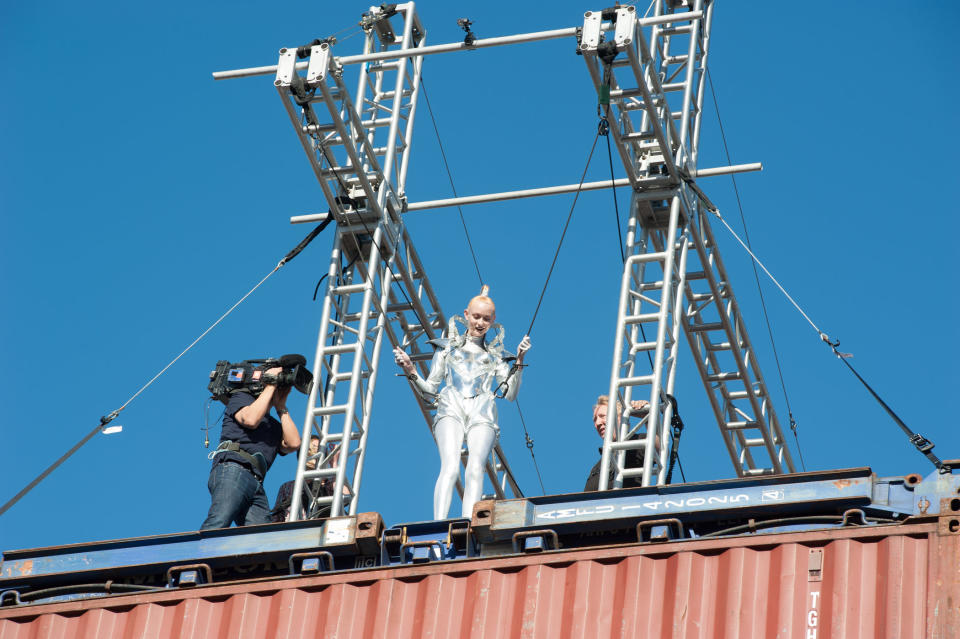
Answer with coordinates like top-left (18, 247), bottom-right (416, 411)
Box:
top-left (706, 68), bottom-right (806, 471)
top-left (601, 109), bottom-right (625, 262)
top-left (700, 514), bottom-right (897, 538)
top-left (526, 130), bottom-right (602, 337)
top-left (302, 111), bottom-right (418, 315)
top-left (421, 77), bottom-right (484, 287)
top-left (828, 340), bottom-right (950, 473)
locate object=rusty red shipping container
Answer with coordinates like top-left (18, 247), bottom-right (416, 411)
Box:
top-left (2, 520), bottom-right (957, 639)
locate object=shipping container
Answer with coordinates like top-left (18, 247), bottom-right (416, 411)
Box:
top-left (3, 467), bottom-right (959, 638)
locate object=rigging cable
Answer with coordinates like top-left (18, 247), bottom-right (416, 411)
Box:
top-left (418, 77), bottom-right (548, 493)
top-left (0, 220), bottom-right (332, 518)
top-left (705, 203), bottom-right (950, 474)
top-left (421, 78), bottom-right (484, 287)
top-left (705, 68), bottom-right (806, 471)
top-left (525, 127), bottom-right (602, 336)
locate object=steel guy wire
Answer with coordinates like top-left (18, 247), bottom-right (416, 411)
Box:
top-left (525, 128), bottom-right (602, 337)
top-left (706, 200), bottom-right (948, 473)
top-left (418, 77), bottom-right (547, 494)
top-left (706, 67), bottom-right (805, 471)
top-left (421, 77), bottom-right (484, 288)
top-left (0, 233), bottom-right (320, 518)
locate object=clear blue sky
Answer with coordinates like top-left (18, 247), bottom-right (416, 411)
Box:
top-left (2, 1), bottom-right (958, 552)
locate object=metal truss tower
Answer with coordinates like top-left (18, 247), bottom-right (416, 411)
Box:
top-left (272, 4), bottom-right (521, 519)
top-left (578, 1), bottom-right (796, 488)
top-left (214, 0), bottom-right (797, 515)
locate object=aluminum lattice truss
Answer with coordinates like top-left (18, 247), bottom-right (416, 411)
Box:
top-left (579, 0), bottom-right (796, 487)
top-left (274, 4), bottom-right (521, 519)
top-left (214, 0), bottom-right (798, 511)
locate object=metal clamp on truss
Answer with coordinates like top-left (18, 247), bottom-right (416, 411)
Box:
top-left (165, 563), bottom-right (213, 588)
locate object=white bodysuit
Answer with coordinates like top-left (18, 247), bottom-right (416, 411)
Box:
top-left (412, 334), bottom-right (522, 434)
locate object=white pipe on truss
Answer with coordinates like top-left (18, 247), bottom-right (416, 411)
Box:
top-left (287, 162), bottom-right (761, 224)
top-left (213, 11), bottom-right (703, 81)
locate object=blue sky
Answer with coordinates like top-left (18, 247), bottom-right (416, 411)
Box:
top-left (1, 1), bottom-right (958, 552)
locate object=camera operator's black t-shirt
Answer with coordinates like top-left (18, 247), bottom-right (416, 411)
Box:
top-left (215, 391), bottom-right (286, 479)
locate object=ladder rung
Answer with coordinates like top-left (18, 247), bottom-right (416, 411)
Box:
top-left (742, 468), bottom-right (772, 477)
top-left (686, 271), bottom-right (706, 280)
top-left (333, 370), bottom-right (370, 382)
top-left (322, 343), bottom-right (360, 355)
top-left (333, 283), bottom-right (370, 295)
top-left (618, 375), bottom-right (654, 386)
top-left (630, 341), bottom-right (659, 354)
top-left (624, 312), bottom-right (661, 325)
top-left (706, 341), bottom-right (733, 351)
top-left (727, 389), bottom-right (762, 399)
top-left (688, 321), bottom-right (723, 333)
top-left (313, 404), bottom-right (349, 417)
top-left (661, 82), bottom-right (686, 92)
top-left (304, 468), bottom-right (338, 479)
top-left (743, 438), bottom-right (766, 447)
top-left (706, 372), bottom-right (741, 382)
top-left (725, 420), bottom-right (758, 430)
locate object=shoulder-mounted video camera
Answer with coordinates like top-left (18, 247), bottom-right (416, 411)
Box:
top-left (208, 354), bottom-right (313, 402)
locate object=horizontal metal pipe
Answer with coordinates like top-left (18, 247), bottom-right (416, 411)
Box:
top-left (288, 162), bottom-right (761, 224)
top-left (694, 162), bottom-right (763, 177)
top-left (213, 11), bottom-right (702, 81)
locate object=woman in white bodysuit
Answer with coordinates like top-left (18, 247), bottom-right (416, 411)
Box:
top-left (394, 288), bottom-right (530, 519)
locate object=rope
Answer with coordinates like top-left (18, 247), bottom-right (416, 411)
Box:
top-left (0, 224), bottom-right (328, 518)
top-left (705, 68), bottom-right (805, 471)
top-left (421, 77), bottom-right (484, 287)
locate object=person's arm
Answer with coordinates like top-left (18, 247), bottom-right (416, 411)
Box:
top-left (234, 367), bottom-right (281, 428)
top-left (498, 336), bottom-right (531, 402)
top-left (395, 346), bottom-right (445, 396)
top-left (272, 385), bottom-right (301, 453)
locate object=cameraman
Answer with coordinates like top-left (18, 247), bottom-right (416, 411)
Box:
top-left (200, 367), bottom-right (301, 530)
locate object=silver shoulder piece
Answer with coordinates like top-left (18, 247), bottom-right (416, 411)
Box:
top-left (427, 338), bottom-right (451, 350)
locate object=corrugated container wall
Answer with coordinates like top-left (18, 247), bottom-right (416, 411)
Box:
top-left (2, 521), bottom-right (957, 638)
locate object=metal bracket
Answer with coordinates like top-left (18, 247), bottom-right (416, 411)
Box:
top-left (613, 6), bottom-right (636, 48)
top-left (580, 11), bottom-right (603, 51)
top-left (939, 498), bottom-right (960, 536)
top-left (400, 540), bottom-right (445, 564)
top-left (306, 43), bottom-right (332, 86)
top-left (0, 590), bottom-right (22, 607)
top-left (275, 47), bottom-right (298, 87)
top-left (165, 563), bottom-right (212, 588)
top-left (511, 529), bottom-right (559, 553)
top-left (288, 551), bottom-right (335, 575)
top-left (636, 518), bottom-right (685, 542)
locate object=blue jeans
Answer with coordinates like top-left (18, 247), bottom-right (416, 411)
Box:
top-left (200, 461), bottom-right (271, 530)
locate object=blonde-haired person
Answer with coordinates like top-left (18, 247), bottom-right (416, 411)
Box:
top-left (395, 287), bottom-right (530, 519)
top-left (584, 394), bottom-right (650, 491)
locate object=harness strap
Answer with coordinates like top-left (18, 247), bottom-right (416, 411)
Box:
top-left (210, 441), bottom-right (267, 481)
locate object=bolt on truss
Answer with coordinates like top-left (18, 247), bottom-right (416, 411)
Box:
top-left (272, 3), bottom-right (521, 520)
top-left (580, 0), bottom-right (796, 488)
